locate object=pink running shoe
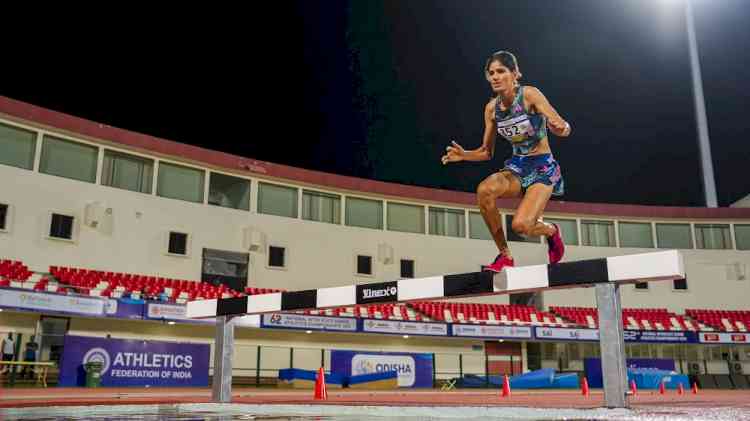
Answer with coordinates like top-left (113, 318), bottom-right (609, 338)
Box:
top-left (547, 223), bottom-right (565, 264)
top-left (481, 254), bottom-right (515, 273)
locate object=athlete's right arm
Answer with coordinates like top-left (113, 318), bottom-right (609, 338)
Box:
top-left (441, 100), bottom-right (496, 164)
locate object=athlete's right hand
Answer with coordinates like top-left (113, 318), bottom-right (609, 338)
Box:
top-left (441, 140), bottom-right (465, 165)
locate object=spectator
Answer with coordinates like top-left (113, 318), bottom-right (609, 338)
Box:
top-left (2, 332), bottom-right (15, 373)
top-left (20, 335), bottom-right (39, 380)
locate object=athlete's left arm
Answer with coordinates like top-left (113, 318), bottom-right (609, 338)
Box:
top-left (525, 86), bottom-right (571, 137)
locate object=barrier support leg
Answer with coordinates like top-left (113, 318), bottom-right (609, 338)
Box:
top-left (596, 282), bottom-right (629, 408)
top-left (212, 315), bottom-right (236, 403)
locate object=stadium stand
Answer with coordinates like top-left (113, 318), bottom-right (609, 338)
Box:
top-left (550, 306), bottom-right (713, 331)
top-left (686, 309), bottom-right (750, 332)
top-left (3, 258), bottom-right (750, 332)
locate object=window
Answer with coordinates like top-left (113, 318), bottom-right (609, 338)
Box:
top-left (209, 172), bottom-right (251, 211)
top-left (695, 224), bottom-right (732, 250)
top-left (673, 278), bottom-right (688, 291)
top-left (157, 162), bottom-right (205, 203)
top-left (0, 123), bottom-right (36, 170)
top-left (102, 150), bottom-right (154, 194)
top-left (469, 211), bottom-right (492, 240)
top-left (634, 282), bottom-right (649, 290)
top-left (581, 220), bottom-right (615, 247)
top-left (268, 246), bottom-right (286, 268)
top-left (40, 135), bottom-right (98, 183)
top-left (618, 222), bottom-right (654, 248)
top-left (656, 223), bottom-right (693, 249)
top-left (202, 248), bottom-right (249, 292)
top-left (567, 343), bottom-right (581, 360)
top-left (346, 197), bottom-right (383, 230)
top-left (302, 190), bottom-right (340, 224)
top-left (49, 213), bottom-right (74, 240)
top-left (505, 215), bottom-right (540, 243)
top-left (356, 255), bottom-right (372, 275)
top-left (400, 259), bottom-right (415, 278)
top-left (168, 232), bottom-right (189, 256)
top-left (387, 202), bottom-right (424, 234)
top-left (429, 207), bottom-right (465, 237)
top-left (542, 343), bottom-right (556, 360)
top-left (735, 225), bottom-right (750, 251)
top-left (582, 343), bottom-right (600, 358)
top-left (258, 182), bottom-right (298, 218)
top-left (544, 218), bottom-right (578, 245)
top-left (0, 204), bottom-right (7, 231)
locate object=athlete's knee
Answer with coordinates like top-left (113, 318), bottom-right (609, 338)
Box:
top-left (477, 178), bottom-right (507, 208)
top-left (511, 215), bottom-right (534, 236)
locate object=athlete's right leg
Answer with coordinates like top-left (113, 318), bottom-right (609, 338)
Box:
top-left (477, 170), bottom-right (522, 257)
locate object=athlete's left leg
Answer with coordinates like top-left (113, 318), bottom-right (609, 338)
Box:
top-left (510, 183), bottom-right (556, 238)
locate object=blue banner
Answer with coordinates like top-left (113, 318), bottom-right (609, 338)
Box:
top-left (58, 335), bottom-right (209, 387)
top-left (106, 298), bottom-right (145, 319)
top-left (534, 327), bottom-right (699, 344)
top-left (623, 330), bottom-right (698, 344)
top-left (331, 350), bottom-right (433, 388)
top-left (262, 313), bottom-right (358, 332)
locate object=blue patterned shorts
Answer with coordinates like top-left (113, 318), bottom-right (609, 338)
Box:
top-left (502, 153), bottom-right (564, 196)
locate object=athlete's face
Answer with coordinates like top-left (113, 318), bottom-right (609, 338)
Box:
top-left (486, 61), bottom-right (517, 94)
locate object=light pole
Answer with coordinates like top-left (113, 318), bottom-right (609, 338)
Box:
top-left (684, 0), bottom-right (718, 207)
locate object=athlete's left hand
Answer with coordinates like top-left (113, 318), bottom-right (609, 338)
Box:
top-left (548, 120), bottom-right (570, 137)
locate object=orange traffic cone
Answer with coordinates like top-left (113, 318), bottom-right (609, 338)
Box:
top-left (581, 377), bottom-right (590, 397)
top-left (692, 382), bottom-right (699, 394)
top-left (314, 367), bottom-right (327, 400)
top-left (678, 383), bottom-right (684, 395)
top-left (659, 380), bottom-right (665, 395)
top-left (630, 379), bottom-right (637, 395)
top-left (501, 374), bottom-right (511, 397)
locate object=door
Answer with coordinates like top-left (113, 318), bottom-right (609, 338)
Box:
top-left (38, 316), bottom-right (69, 363)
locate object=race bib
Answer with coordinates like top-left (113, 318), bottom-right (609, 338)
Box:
top-left (497, 114), bottom-right (534, 143)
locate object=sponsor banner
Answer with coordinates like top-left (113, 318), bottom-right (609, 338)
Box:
top-left (698, 332), bottom-right (750, 344)
top-left (535, 327), bottom-right (599, 341)
top-left (146, 303), bottom-right (189, 320)
top-left (0, 288), bottom-right (105, 316)
top-left (356, 281), bottom-right (398, 305)
top-left (146, 303), bottom-right (218, 324)
top-left (331, 350), bottom-right (433, 388)
top-left (58, 335), bottom-right (209, 387)
top-left (362, 319), bottom-right (448, 336)
top-left (262, 313), bottom-right (357, 332)
top-left (452, 324), bottom-right (532, 339)
top-left (106, 299), bottom-right (144, 319)
top-left (624, 330), bottom-right (698, 343)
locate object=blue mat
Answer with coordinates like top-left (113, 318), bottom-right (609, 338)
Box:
top-left (510, 368), bottom-right (555, 389)
top-left (278, 368), bottom-right (346, 386)
top-left (457, 368), bottom-right (573, 389)
top-left (628, 368), bottom-right (689, 390)
top-left (551, 372), bottom-right (580, 388)
top-left (348, 370), bottom-right (398, 385)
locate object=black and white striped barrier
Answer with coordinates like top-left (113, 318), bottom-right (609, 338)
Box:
top-left (186, 250), bottom-right (684, 319)
top-left (200, 249), bottom-right (684, 408)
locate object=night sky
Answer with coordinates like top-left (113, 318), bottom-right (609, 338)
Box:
top-left (2, 0), bottom-right (748, 207)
